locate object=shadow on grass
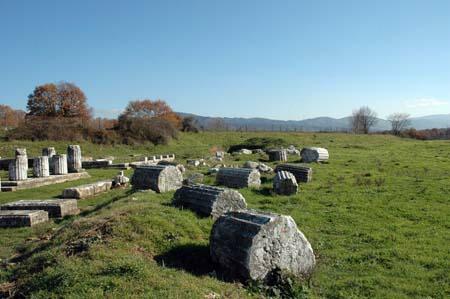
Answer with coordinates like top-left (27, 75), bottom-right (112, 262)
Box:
top-left (251, 187), bottom-right (274, 197)
top-left (79, 189), bottom-right (135, 217)
top-left (154, 244), bottom-right (213, 276)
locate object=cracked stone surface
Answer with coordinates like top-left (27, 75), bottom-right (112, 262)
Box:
top-left (173, 184), bottom-right (247, 218)
top-left (210, 210), bottom-right (315, 281)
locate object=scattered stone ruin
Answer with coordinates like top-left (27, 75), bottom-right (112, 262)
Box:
top-left (62, 180), bottom-right (113, 199)
top-left (130, 154), bottom-right (176, 168)
top-left (300, 147), bottom-right (329, 163)
top-left (210, 210), bottom-right (316, 281)
top-left (267, 149), bottom-right (288, 162)
top-left (0, 199), bottom-right (79, 218)
top-left (33, 156), bottom-right (50, 178)
top-left (243, 161), bottom-right (273, 173)
top-left (0, 210), bottom-right (49, 227)
top-left (112, 171), bottom-right (130, 188)
top-left (273, 170), bottom-right (298, 195)
top-left (216, 167), bottom-right (261, 189)
top-left (275, 164), bottom-right (312, 183)
top-left (67, 145), bottom-right (82, 172)
top-left (131, 165), bottom-right (183, 192)
top-left (173, 184), bottom-right (247, 218)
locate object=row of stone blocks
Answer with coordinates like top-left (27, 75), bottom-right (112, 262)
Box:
top-left (6, 145), bottom-right (83, 181)
top-left (0, 199), bottom-right (79, 228)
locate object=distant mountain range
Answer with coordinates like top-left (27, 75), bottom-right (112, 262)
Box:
top-left (178, 113), bottom-right (450, 132)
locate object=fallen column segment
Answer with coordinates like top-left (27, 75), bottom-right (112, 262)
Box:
top-left (173, 184), bottom-right (247, 218)
top-left (274, 164), bottom-right (312, 183)
top-left (216, 167), bottom-right (261, 189)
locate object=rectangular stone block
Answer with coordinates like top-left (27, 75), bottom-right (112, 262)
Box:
top-left (61, 180), bottom-right (113, 199)
top-left (0, 210), bottom-right (49, 227)
top-left (0, 172), bottom-right (90, 192)
top-left (0, 199), bottom-right (79, 218)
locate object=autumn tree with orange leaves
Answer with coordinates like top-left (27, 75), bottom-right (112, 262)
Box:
top-left (118, 99), bottom-right (181, 144)
top-left (119, 99), bottom-right (181, 128)
top-left (27, 82), bottom-right (91, 120)
top-left (0, 105), bottom-right (25, 128)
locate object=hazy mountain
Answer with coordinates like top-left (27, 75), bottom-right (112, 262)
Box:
top-left (178, 113), bottom-right (450, 132)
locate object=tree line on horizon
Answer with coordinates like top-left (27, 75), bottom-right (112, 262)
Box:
top-left (1, 82), bottom-right (449, 143)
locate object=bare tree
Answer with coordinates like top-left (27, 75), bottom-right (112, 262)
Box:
top-left (207, 118), bottom-right (227, 131)
top-left (350, 106), bottom-right (378, 134)
top-left (387, 113), bottom-right (411, 135)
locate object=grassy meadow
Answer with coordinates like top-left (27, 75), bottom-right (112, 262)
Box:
top-left (0, 132), bottom-right (449, 298)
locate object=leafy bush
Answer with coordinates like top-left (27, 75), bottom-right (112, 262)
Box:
top-left (118, 117), bottom-right (178, 145)
top-left (6, 117), bottom-right (85, 141)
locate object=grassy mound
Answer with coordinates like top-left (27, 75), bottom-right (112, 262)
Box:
top-left (0, 132), bottom-right (449, 298)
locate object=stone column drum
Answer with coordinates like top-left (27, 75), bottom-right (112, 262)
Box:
top-left (67, 145), bottom-right (82, 172)
top-left (43, 147), bottom-right (56, 174)
top-left (33, 156), bottom-right (50, 178)
top-left (52, 154), bottom-right (68, 175)
top-left (267, 149), bottom-right (288, 162)
top-left (9, 155), bottom-right (28, 181)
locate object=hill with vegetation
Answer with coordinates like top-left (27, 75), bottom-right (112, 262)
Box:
top-left (0, 132), bottom-right (448, 298)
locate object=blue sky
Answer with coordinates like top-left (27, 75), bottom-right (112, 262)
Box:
top-left (1, 0), bottom-right (450, 120)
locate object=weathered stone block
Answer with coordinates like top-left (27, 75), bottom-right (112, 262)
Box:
top-left (62, 180), bottom-right (113, 199)
top-left (1, 199), bottom-right (79, 218)
top-left (0, 210), bottom-right (49, 227)
top-left (131, 165), bottom-right (183, 192)
top-left (216, 167), bottom-right (261, 189)
top-left (82, 159), bottom-right (112, 169)
top-left (173, 184), bottom-right (247, 218)
top-left (210, 210), bottom-right (315, 281)
top-left (273, 170), bottom-right (298, 195)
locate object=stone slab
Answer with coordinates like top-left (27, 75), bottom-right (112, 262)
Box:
top-left (0, 210), bottom-right (49, 227)
top-left (62, 180), bottom-right (113, 199)
top-left (1, 199), bottom-right (79, 218)
top-left (0, 172), bottom-right (90, 192)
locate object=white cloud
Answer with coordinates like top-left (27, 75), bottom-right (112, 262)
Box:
top-left (406, 98), bottom-right (449, 109)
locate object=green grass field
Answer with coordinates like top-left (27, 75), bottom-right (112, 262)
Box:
top-left (0, 132), bottom-right (449, 298)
